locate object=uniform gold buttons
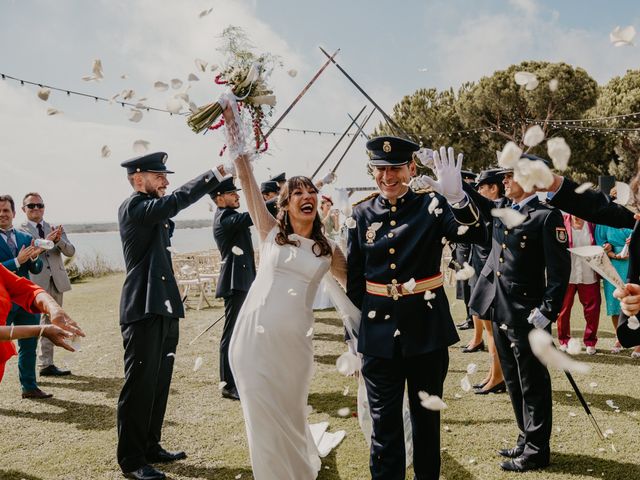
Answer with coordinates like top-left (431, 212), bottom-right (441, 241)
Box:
top-left (388, 233), bottom-right (394, 238)
top-left (389, 248), bottom-right (395, 254)
top-left (164, 224), bottom-right (169, 228)
top-left (390, 220), bottom-right (397, 226)
top-left (504, 230), bottom-right (509, 235)
top-left (391, 279), bottom-right (398, 284)
top-left (390, 263), bottom-right (396, 269)
top-left (499, 258), bottom-right (504, 263)
top-left (391, 206), bottom-right (397, 212)
top-left (502, 243), bottom-right (506, 249)
top-left (161, 276), bottom-right (166, 280)
top-left (496, 272), bottom-right (501, 277)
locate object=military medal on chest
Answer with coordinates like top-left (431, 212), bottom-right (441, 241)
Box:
top-left (365, 222), bottom-right (383, 244)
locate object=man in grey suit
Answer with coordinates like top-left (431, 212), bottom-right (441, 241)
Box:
top-left (20, 192), bottom-right (76, 376)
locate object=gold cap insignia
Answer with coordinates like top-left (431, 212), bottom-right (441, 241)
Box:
top-left (383, 141), bottom-right (392, 153)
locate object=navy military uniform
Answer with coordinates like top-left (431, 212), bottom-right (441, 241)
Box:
top-left (212, 177), bottom-right (256, 398)
top-left (347, 137), bottom-right (487, 480)
top-left (116, 152), bottom-right (222, 476)
top-left (549, 177), bottom-right (640, 347)
top-left (260, 180), bottom-right (280, 217)
top-left (466, 157), bottom-right (570, 471)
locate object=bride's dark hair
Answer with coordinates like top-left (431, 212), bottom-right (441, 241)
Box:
top-left (275, 176), bottom-right (333, 257)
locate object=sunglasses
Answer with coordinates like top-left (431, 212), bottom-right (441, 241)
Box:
top-left (25, 203), bottom-right (45, 209)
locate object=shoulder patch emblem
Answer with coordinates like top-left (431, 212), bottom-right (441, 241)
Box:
top-left (556, 227), bottom-right (568, 243)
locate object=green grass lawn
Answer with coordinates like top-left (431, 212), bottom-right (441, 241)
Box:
top-left (1, 274), bottom-right (638, 479)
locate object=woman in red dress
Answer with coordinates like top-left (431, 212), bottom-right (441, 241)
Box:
top-left (0, 264), bottom-right (83, 382)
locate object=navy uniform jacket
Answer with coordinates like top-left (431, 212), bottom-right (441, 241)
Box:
top-left (0, 229), bottom-right (43, 314)
top-left (213, 208), bottom-right (256, 298)
top-left (467, 187), bottom-right (570, 325)
top-left (549, 177), bottom-right (640, 346)
top-left (118, 171), bottom-right (220, 325)
top-left (347, 189), bottom-right (486, 359)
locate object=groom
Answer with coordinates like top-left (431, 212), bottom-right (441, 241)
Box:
top-left (347, 137), bottom-right (486, 480)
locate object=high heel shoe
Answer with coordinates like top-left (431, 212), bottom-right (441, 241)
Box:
top-left (462, 341), bottom-right (485, 353)
top-left (475, 381), bottom-right (506, 395)
top-left (473, 381), bottom-right (488, 389)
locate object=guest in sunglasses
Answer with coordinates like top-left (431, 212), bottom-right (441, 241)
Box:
top-left (19, 192), bottom-right (76, 377)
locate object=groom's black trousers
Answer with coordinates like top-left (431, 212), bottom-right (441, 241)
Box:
top-left (117, 315), bottom-right (179, 473)
top-left (362, 345), bottom-right (449, 480)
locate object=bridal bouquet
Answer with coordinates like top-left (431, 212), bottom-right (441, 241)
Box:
top-left (187, 26), bottom-right (280, 154)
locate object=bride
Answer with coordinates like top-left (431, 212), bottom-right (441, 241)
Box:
top-left (221, 103), bottom-right (349, 479)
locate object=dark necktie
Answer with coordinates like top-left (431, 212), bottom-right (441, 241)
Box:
top-left (37, 223), bottom-right (45, 239)
top-left (1, 229), bottom-right (18, 256)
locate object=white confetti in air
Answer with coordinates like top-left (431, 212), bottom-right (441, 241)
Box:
top-left (466, 363), bottom-right (477, 375)
top-left (231, 246), bottom-right (244, 255)
top-left (418, 67), bottom-right (428, 72)
top-left (170, 78), bottom-right (183, 89)
top-left (198, 7), bottom-right (214, 18)
top-left (428, 197), bottom-right (439, 214)
top-left (210, 64), bottom-right (218, 72)
top-left (174, 92), bottom-right (190, 103)
top-left (469, 459), bottom-right (476, 464)
top-left (525, 78), bottom-right (539, 90)
top-left (403, 278), bottom-right (416, 294)
top-left (188, 73), bottom-right (199, 82)
top-left (575, 182), bottom-right (593, 194)
top-left (457, 225), bottom-right (469, 235)
top-left (82, 59), bottom-right (104, 81)
top-left (454, 393), bottom-right (462, 399)
top-left (604, 428), bottom-right (614, 438)
top-left (46, 107), bottom-right (62, 115)
top-left (306, 328), bottom-right (313, 337)
top-left (166, 246), bottom-right (179, 254)
top-left (336, 351), bottom-right (360, 376)
top-left (444, 425), bottom-right (451, 432)
top-left (566, 338), bottom-right (582, 355)
top-left (342, 386), bottom-right (349, 396)
top-left (166, 98), bottom-right (183, 114)
top-left (491, 207), bottom-right (527, 228)
top-left (498, 141), bottom-right (523, 168)
top-left (128, 109), bottom-right (143, 123)
top-left (424, 290), bottom-right (436, 301)
top-left (610, 25), bottom-right (636, 47)
top-left (589, 382), bottom-right (598, 388)
top-left (510, 342), bottom-right (516, 348)
top-left (627, 315), bottom-right (640, 330)
top-left (514, 71), bottom-right (536, 86)
top-left (393, 329), bottom-right (401, 337)
top-left (547, 137), bottom-right (571, 171)
top-left (569, 412), bottom-right (577, 417)
top-left (218, 381), bottom-right (227, 390)
top-left (164, 300), bottom-right (173, 314)
top-left (455, 262), bottom-right (475, 281)
top-left (284, 246), bottom-right (297, 263)
top-left (606, 399), bottom-right (618, 409)
top-left (367, 310), bottom-right (376, 319)
top-left (528, 329), bottom-right (590, 373)
top-left (598, 447), bottom-right (606, 453)
top-left (154, 81), bottom-right (169, 91)
top-left (337, 407), bottom-right (351, 417)
top-left (235, 474), bottom-right (242, 480)
top-left (500, 323), bottom-right (508, 330)
top-left (345, 217), bottom-right (357, 229)
top-left (418, 391), bottom-right (448, 410)
top-left (288, 288), bottom-right (297, 296)
top-left (287, 69), bottom-right (298, 77)
top-left (427, 301), bottom-right (433, 309)
top-left (255, 325), bottom-right (265, 334)
top-left (513, 157), bottom-right (554, 191)
top-left (523, 125), bottom-right (545, 147)
top-left (167, 352), bottom-right (175, 358)
top-left (121, 89), bottom-right (135, 100)
top-left (193, 357), bottom-right (203, 371)
top-left (611, 444), bottom-right (617, 453)
top-left (37, 87), bottom-right (50, 101)
top-left (460, 375), bottom-right (472, 392)
top-left (549, 78), bottom-right (559, 91)
top-left (101, 145), bottom-right (111, 158)
top-left (566, 393), bottom-right (572, 397)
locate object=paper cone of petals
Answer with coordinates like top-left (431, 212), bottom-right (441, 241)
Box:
top-left (568, 245), bottom-right (625, 289)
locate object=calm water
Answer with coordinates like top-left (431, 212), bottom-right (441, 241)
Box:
top-left (68, 227), bottom-right (241, 270)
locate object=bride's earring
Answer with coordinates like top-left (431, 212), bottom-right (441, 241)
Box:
top-left (284, 210), bottom-right (289, 227)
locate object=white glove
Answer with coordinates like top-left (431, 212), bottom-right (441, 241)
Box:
top-left (414, 147), bottom-right (435, 171)
top-left (408, 175), bottom-right (433, 191)
top-left (528, 308), bottom-right (551, 330)
top-left (416, 146), bottom-right (465, 204)
top-left (321, 171), bottom-right (337, 185)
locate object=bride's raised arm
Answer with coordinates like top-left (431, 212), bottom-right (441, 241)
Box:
top-left (222, 104), bottom-right (277, 242)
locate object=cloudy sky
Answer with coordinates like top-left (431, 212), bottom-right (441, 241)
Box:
top-left (1, 0), bottom-right (639, 223)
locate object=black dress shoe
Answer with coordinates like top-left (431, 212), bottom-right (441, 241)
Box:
top-left (123, 464), bottom-right (166, 480)
top-left (462, 341), bottom-right (485, 353)
top-left (457, 320), bottom-right (473, 330)
top-left (221, 387), bottom-right (240, 400)
top-left (40, 365), bottom-right (71, 376)
top-left (498, 446), bottom-right (524, 458)
top-left (475, 381), bottom-right (506, 395)
top-left (146, 448), bottom-right (187, 463)
top-left (22, 388), bottom-right (53, 399)
top-left (500, 455), bottom-right (549, 472)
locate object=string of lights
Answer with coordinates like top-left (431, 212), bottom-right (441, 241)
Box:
top-left (3, 72), bottom-right (640, 139)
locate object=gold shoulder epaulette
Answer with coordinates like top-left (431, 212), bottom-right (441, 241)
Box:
top-left (414, 187), bottom-right (434, 194)
top-left (352, 192), bottom-right (379, 207)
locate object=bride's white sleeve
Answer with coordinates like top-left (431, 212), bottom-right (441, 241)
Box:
top-left (233, 154), bottom-right (277, 242)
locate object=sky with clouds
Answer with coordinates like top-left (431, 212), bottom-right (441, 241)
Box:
top-left (1, 0), bottom-right (639, 223)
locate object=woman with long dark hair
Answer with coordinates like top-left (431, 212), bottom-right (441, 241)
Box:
top-left (221, 104), bottom-right (348, 479)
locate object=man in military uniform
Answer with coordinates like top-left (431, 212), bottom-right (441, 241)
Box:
top-left (211, 177), bottom-right (256, 400)
top-left (465, 155), bottom-right (570, 472)
top-left (260, 180), bottom-right (280, 217)
top-left (347, 138), bottom-right (486, 480)
top-left (117, 152), bottom-right (226, 480)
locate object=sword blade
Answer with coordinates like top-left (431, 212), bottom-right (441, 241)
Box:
top-left (563, 370), bottom-right (605, 440)
top-left (263, 49), bottom-right (340, 140)
top-left (330, 108), bottom-right (376, 174)
top-left (188, 313), bottom-right (225, 346)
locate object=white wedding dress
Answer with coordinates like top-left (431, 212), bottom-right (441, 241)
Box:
top-left (228, 154), bottom-right (348, 480)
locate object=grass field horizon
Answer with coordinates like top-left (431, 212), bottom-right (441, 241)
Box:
top-left (0, 273), bottom-right (638, 480)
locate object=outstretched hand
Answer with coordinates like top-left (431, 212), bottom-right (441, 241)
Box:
top-left (412, 147), bottom-right (465, 204)
top-left (614, 283), bottom-right (640, 317)
top-left (42, 325), bottom-right (76, 352)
